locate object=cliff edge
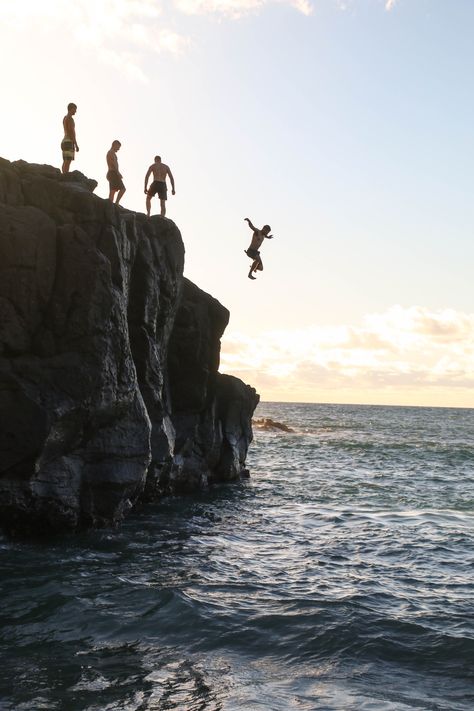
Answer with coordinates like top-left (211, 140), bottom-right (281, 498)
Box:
top-left (0, 158), bottom-right (259, 534)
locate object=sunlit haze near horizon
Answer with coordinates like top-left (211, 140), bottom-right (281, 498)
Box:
top-left (1, 0), bottom-right (473, 407)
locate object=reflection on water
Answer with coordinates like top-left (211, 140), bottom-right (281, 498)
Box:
top-left (1, 403), bottom-right (474, 710)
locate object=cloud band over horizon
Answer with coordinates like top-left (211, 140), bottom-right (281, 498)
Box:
top-left (220, 305), bottom-right (474, 407)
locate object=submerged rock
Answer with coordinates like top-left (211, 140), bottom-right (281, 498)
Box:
top-left (0, 158), bottom-right (258, 535)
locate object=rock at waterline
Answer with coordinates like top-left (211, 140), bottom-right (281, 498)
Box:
top-left (253, 417), bottom-right (294, 433)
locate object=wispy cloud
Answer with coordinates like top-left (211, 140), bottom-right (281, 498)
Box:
top-left (97, 48), bottom-right (149, 83)
top-left (291, 0), bottom-right (313, 16)
top-left (174, 0), bottom-right (313, 18)
top-left (0, 0), bottom-right (189, 81)
top-left (175, 0), bottom-right (263, 18)
top-left (221, 306), bottom-right (474, 405)
top-left (0, 0), bottom-right (402, 80)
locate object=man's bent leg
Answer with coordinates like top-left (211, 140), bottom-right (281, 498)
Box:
top-left (248, 259), bottom-right (259, 279)
top-left (62, 160), bottom-right (71, 174)
top-left (116, 188), bottom-right (126, 205)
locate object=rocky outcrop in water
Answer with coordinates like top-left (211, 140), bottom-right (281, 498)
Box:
top-left (0, 158), bottom-right (259, 535)
top-left (253, 418), bottom-right (294, 433)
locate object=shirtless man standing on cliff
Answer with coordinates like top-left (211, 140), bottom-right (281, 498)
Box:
top-left (106, 140), bottom-right (126, 205)
top-left (144, 156), bottom-right (175, 217)
top-left (61, 103), bottom-right (79, 174)
top-left (244, 218), bottom-right (274, 280)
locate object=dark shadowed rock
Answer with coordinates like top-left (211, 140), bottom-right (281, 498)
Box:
top-left (0, 158), bottom-right (258, 535)
top-left (166, 280), bottom-right (259, 493)
top-left (215, 373), bottom-right (260, 479)
top-left (253, 417), bottom-right (294, 433)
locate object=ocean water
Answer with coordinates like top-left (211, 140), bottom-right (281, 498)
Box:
top-left (1, 402), bottom-right (474, 710)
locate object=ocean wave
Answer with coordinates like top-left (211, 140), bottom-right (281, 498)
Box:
top-left (2, 402), bottom-right (474, 710)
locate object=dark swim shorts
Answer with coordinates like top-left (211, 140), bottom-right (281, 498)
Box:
top-left (106, 170), bottom-right (125, 191)
top-left (246, 248), bottom-right (260, 259)
top-left (148, 180), bottom-right (167, 200)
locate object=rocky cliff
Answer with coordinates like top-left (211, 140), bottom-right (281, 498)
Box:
top-left (0, 158), bottom-right (259, 535)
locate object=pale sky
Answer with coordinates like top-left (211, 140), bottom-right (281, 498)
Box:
top-left (1, 0), bottom-right (473, 407)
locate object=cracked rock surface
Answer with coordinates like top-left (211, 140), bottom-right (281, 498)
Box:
top-left (0, 158), bottom-right (259, 535)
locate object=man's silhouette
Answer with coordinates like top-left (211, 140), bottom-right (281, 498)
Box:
top-left (61, 103), bottom-right (79, 174)
top-left (106, 140), bottom-right (126, 205)
top-left (244, 218), bottom-right (274, 280)
top-left (144, 156), bottom-right (175, 217)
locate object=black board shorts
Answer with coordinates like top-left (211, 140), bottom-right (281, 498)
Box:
top-left (148, 180), bottom-right (167, 200)
top-left (246, 248), bottom-right (261, 260)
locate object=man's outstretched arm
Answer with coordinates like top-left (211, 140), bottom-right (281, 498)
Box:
top-left (245, 217), bottom-right (257, 231)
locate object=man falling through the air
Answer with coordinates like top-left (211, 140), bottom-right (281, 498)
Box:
top-left (244, 217), bottom-right (274, 280)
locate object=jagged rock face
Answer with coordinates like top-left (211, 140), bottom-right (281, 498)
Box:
top-left (166, 279), bottom-right (259, 492)
top-left (0, 159), bottom-right (183, 533)
top-left (0, 158), bottom-right (258, 535)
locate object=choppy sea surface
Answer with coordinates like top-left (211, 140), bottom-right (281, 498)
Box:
top-left (1, 402), bottom-right (474, 711)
